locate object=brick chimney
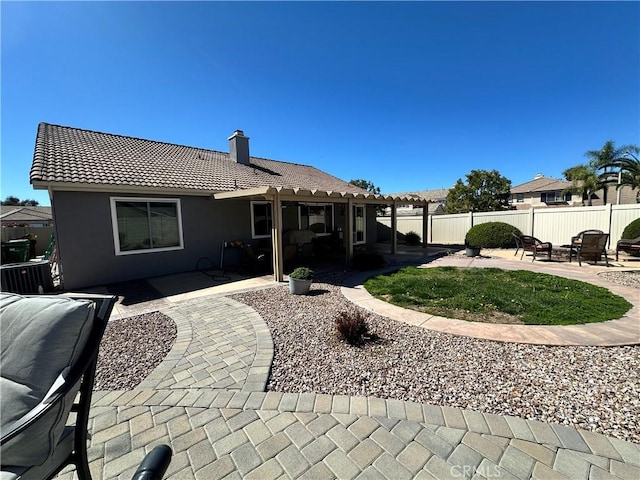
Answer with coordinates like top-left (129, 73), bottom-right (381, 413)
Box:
top-left (228, 130), bottom-right (250, 165)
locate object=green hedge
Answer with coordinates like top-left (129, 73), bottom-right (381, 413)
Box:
top-left (621, 218), bottom-right (640, 240)
top-left (465, 222), bottom-right (522, 248)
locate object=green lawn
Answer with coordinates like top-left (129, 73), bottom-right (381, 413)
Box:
top-left (364, 266), bottom-right (632, 325)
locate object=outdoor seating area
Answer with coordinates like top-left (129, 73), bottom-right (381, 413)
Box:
top-left (517, 230), bottom-right (614, 266)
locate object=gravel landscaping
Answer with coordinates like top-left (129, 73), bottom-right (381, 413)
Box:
top-left (95, 271), bottom-right (639, 443)
top-left (94, 311), bottom-right (176, 390)
top-left (231, 283), bottom-right (640, 444)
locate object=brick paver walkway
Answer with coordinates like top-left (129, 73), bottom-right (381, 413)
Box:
top-left (55, 268), bottom-right (640, 479)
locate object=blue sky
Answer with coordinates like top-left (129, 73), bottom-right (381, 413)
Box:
top-left (2, 1), bottom-right (639, 206)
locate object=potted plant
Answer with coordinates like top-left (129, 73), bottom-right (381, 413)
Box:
top-left (288, 267), bottom-right (314, 295)
top-left (464, 232), bottom-right (481, 257)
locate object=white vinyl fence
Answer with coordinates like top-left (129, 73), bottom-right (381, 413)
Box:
top-left (377, 204), bottom-right (640, 247)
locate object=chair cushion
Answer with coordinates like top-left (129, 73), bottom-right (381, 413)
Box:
top-left (0, 294), bottom-right (95, 467)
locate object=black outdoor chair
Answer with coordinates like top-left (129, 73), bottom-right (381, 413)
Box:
top-left (519, 235), bottom-right (552, 262)
top-left (616, 236), bottom-right (640, 261)
top-left (574, 232), bottom-right (610, 266)
top-left (512, 233), bottom-right (523, 256)
top-left (0, 293), bottom-right (172, 480)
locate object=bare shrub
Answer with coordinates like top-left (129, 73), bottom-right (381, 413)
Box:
top-left (335, 309), bottom-right (369, 346)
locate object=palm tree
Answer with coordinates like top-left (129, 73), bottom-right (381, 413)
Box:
top-left (563, 164), bottom-right (601, 206)
top-left (586, 140), bottom-right (624, 204)
top-left (596, 145), bottom-right (640, 204)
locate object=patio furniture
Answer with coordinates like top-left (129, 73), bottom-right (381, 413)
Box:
top-left (616, 236), bottom-right (640, 261)
top-left (512, 233), bottom-right (523, 256)
top-left (519, 235), bottom-right (552, 262)
top-left (0, 293), bottom-right (173, 480)
top-left (571, 229), bottom-right (604, 247)
top-left (569, 230), bottom-right (605, 263)
top-left (574, 232), bottom-right (610, 266)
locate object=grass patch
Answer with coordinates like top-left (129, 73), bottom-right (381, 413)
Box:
top-left (364, 266), bottom-right (632, 325)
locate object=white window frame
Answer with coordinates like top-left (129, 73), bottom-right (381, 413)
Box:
top-left (110, 197), bottom-right (184, 256)
top-left (251, 201), bottom-right (273, 239)
top-left (297, 202), bottom-right (334, 236)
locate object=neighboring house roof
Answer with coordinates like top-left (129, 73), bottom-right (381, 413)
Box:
top-left (30, 123), bottom-right (370, 196)
top-left (0, 206), bottom-right (53, 224)
top-left (511, 176), bottom-right (570, 194)
top-left (389, 189), bottom-right (450, 202)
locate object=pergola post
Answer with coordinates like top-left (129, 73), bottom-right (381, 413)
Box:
top-left (271, 193), bottom-right (284, 282)
top-left (346, 198), bottom-right (354, 265)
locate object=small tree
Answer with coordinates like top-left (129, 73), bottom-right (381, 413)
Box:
top-left (1, 196), bottom-right (40, 206)
top-left (445, 170), bottom-right (512, 214)
top-left (349, 179), bottom-right (381, 194)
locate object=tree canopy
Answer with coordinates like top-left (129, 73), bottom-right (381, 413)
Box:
top-left (1, 196), bottom-right (40, 206)
top-left (349, 179), bottom-right (381, 194)
top-left (445, 169), bottom-right (513, 214)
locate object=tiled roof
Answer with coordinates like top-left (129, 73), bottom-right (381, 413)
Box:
top-left (30, 123), bottom-right (369, 195)
top-left (0, 206), bottom-right (52, 222)
top-left (389, 188), bottom-right (450, 201)
top-left (511, 177), bottom-right (570, 194)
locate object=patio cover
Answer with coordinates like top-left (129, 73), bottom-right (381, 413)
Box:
top-left (213, 187), bottom-right (429, 281)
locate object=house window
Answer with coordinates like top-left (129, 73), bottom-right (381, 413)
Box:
top-left (251, 201), bottom-right (272, 238)
top-left (299, 203), bottom-right (333, 235)
top-left (111, 198), bottom-right (183, 255)
top-left (516, 193), bottom-right (524, 203)
top-left (541, 191), bottom-right (567, 203)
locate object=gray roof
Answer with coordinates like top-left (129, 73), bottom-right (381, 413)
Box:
top-left (511, 176), bottom-right (570, 194)
top-left (389, 188), bottom-right (450, 202)
top-left (0, 206), bottom-right (52, 223)
top-left (30, 123), bottom-right (370, 195)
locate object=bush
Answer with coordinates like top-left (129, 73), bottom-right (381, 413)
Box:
top-left (352, 252), bottom-right (385, 271)
top-left (289, 267), bottom-right (314, 280)
top-left (404, 231), bottom-right (421, 245)
top-left (465, 222), bottom-right (522, 248)
top-left (621, 218), bottom-right (640, 240)
top-left (335, 309), bottom-right (369, 346)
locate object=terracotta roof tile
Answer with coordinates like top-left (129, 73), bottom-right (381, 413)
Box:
top-left (30, 123), bottom-right (368, 195)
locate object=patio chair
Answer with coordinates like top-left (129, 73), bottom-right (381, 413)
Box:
top-left (571, 229), bottom-right (604, 247)
top-left (616, 236), bottom-right (640, 261)
top-left (511, 233), bottom-right (523, 256)
top-left (0, 293), bottom-right (173, 480)
top-left (519, 235), bottom-right (552, 262)
top-left (574, 232), bottom-right (610, 266)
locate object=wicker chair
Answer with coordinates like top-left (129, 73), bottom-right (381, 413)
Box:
top-left (616, 236), bottom-right (640, 261)
top-left (574, 232), bottom-right (610, 266)
top-left (519, 235), bottom-right (552, 262)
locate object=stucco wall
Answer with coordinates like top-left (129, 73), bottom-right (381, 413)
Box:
top-left (52, 191), bottom-right (251, 289)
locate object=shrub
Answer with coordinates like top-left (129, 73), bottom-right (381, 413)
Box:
top-left (289, 267), bottom-right (314, 280)
top-left (352, 252), bottom-right (385, 271)
top-left (621, 218), bottom-right (640, 240)
top-left (335, 309), bottom-right (369, 346)
top-left (404, 231), bottom-right (421, 245)
top-left (465, 222), bottom-right (522, 248)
